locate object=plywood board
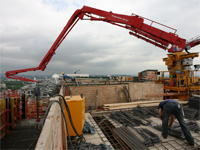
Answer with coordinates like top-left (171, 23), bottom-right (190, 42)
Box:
top-left (35, 97), bottom-right (63, 150)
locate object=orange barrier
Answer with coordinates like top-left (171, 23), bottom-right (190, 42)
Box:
top-left (27, 98), bottom-right (49, 119)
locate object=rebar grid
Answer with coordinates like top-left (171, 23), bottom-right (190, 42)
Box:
top-left (93, 116), bottom-right (130, 150)
top-left (112, 126), bottom-right (149, 150)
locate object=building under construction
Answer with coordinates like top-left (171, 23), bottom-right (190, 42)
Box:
top-left (1, 81), bottom-right (200, 149)
top-left (1, 5), bottom-right (200, 150)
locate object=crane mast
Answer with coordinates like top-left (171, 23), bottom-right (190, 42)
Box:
top-left (5, 6), bottom-right (199, 82)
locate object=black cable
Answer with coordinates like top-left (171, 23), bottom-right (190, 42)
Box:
top-left (185, 47), bottom-right (190, 54)
top-left (55, 94), bottom-right (85, 140)
top-left (42, 100), bottom-right (73, 149)
top-left (55, 94), bottom-right (80, 137)
top-left (186, 72), bottom-right (192, 97)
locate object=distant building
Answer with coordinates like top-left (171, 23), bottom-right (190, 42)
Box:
top-left (0, 83), bottom-right (6, 89)
top-left (49, 73), bottom-right (89, 84)
top-left (49, 74), bottom-right (60, 84)
top-left (65, 74), bottom-right (89, 78)
top-left (138, 69), bottom-right (158, 82)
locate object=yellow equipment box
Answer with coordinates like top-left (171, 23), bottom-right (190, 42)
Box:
top-left (0, 99), bottom-right (6, 112)
top-left (64, 95), bottom-right (85, 136)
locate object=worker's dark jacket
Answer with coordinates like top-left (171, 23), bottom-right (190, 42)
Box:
top-left (158, 99), bottom-right (178, 110)
top-left (158, 99), bottom-right (194, 146)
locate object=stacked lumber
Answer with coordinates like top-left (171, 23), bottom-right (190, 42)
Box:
top-left (146, 93), bottom-right (185, 97)
top-left (103, 100), bottom-right (188, 110)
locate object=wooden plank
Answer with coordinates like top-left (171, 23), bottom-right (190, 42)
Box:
top-left (146, 93), bottom-right (185, 97)
top-left (140, 101), bottom-right (188, 107)
top-left (107, 105), bottom-right (138, 110)
top-left (193, 94), bottom-right (200, 98)
top-left (35, 96), bottom-right (63, 150)
top-left (103, 100), bottom-right (164, 107)
top-left (104, 99), bottom-right (180, 107)
top-left (105, 100), bottom-right (187, 110)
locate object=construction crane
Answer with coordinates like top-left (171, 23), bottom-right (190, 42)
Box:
top-left (74, 69), bottom-right (80, 74)
top-left (5, 6), bottom-right (200, 82)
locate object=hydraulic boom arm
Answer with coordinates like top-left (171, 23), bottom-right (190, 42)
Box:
top-left (5, 6), bottom-right (194, 82)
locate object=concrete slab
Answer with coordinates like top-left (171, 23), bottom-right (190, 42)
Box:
top-left (157, 147), bottom-right (167, 150)
top-left (192, 132), bottom-right (200, 137)
top-left (83, 133), bottom-right (100, 140)
top-left (86, 138), bottom-right (104, 145)
top-left (1, 119), bottom-right (41, 150)
top-left (150, 117), bottom-right (162, 125)
top-left (149, 146), bottom-right (158, 150)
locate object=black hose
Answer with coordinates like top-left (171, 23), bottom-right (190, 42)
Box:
top-left (42, 100), bottom-right (73, 149)
top-left (55, 94), bottom-right (84, 140)
top-left (185, 47), bottom-right (190, 53)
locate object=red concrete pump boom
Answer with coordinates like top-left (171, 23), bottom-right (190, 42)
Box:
top-left (5, 6), bottom-right (199, 82)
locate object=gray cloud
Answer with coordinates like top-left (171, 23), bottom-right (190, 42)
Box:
top-left (1, 0), bottom-right (200, 77)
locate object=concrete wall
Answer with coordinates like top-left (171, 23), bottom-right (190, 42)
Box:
top-left (69, 82), bottom-right (164, 110)
top-left (69, 85), bottom-right (128, 109)
top-left (129, 82), bottom-right (164, 100)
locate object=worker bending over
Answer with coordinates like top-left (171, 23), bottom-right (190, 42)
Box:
top-left (158, 99), bottom-right (194, 146)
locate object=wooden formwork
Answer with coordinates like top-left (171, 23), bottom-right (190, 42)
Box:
top-left (0, 99), bottom-right (9, 139)
top-left (35, 86), bottom-right (66, 150)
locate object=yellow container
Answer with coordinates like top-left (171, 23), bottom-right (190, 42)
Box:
top-left (64, 95), bottom-right (85, 136)
top-left (0, 99), bottom-right (6, 111)
top-left (0, 102), bottom-right (2, 112)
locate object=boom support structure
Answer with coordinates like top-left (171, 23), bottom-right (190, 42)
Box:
top-left (5, 6), bottom-right (197, 82)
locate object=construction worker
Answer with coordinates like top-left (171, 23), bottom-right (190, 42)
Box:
top-left (158, 99), bottom-right (194, 146)
top-left (71, 76), bottom-right (75, 82)
top-left (62, 72), bottom-right (68, 82)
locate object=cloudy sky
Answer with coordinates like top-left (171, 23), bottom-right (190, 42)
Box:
top-left (1, 0), bottom-right (200, 76)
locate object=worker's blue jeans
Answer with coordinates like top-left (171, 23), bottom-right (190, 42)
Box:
top-left (162, 102), bottom-right (194, 145)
